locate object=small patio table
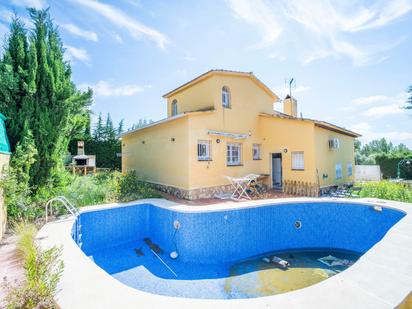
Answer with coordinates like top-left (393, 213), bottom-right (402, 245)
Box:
top-left (225, 174), bottom-right (260, 200)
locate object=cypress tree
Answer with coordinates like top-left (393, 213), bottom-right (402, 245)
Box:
top-left (0, 9), bottom-right (92, 189)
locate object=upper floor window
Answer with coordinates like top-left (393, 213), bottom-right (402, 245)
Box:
top-left (253, 144), bottom-right (261, 160)
top-left (222, 86), bottom-right (231, 108)
top-left (197, 140), bottom-right (211, 161)
top-left (171, 99), bottom-right (178, 116)
top-left (291, 151), bottom-right (304, 170)
top-left (227, 143), bottom-right (241, 166)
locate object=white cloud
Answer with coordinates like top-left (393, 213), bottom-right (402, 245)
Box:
top-left (74, 0), bottom-right (169, 50)
top-left (363, 104), bottom-right (404, 118)
top-left (113, 33), bottom-right (123, 43)
top-left (10, 0), bottom-right (46, 9)
top-left (0, 9), bottom-right (31, 26)
top-left (348, 0), bottom-right (412, 32)
top-left (80, 81), bottom-right (144, 97)
top-left (350, 121), bottom-right (412, 145)
top-left (268, 52), bottom-right (286, 61)
top-left (64, 45), bottom-right (90, 63)
top-left (275, 84), bottom-right (312, 98)
top-left (60, 23), bottom-right (98, 42)
top-left (352, 95), bottom-right (390, 105)
top-left (360, 92), bottom-right (408, 118)
top-left (227, 0), bottom-right (282, 47)
top-left (227, 0), bottom-right (411, 66)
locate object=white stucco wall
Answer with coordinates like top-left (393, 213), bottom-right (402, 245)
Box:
top-left (355, 165), bottom-right (381, 182)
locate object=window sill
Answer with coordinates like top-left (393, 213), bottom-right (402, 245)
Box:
top-left (227, 164), bottom-right (243, 167)
top-left (292, 169), bottom-right (305, 171)
top-left (253, 158), bottom-right (262, 161)
top-left (198, 159), bottom-right (212, 162)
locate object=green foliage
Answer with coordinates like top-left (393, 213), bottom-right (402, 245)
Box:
top-left (130, 118), bottom-right (154, 130)
top-left (358, 181), bottom-right (412, 203)
top-left (4, 224), bottom-right (64, 309)
top-left (1, 128), bottom-right (38, 221)
top-left (117, 170), bottom-right (162, 202)
top-left (69, 113), bottom-right (123, 169)
top-left (57, 172), bottom-right (119, 207)
top-left (355, 138), bottom-right (412, 169)
top-left (406, 85), bottom-right (412, 110)
top-left (375, 153), bottom-right (412, 179)
top-left (0, 9), bottom-right (92, 190)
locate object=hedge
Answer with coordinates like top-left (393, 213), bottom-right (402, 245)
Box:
top-left (375, 153), bottom-right (412, 180)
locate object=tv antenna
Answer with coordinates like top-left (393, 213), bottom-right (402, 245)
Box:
top-left (285, 77), bottom-right (296, 98)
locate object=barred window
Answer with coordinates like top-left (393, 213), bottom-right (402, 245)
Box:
top-left (197, 140), bottom-right (211, 161)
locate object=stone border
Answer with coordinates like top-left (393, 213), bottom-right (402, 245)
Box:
top-left (150, 182), bottom-right (235, 200)
top-left (38, 197), bottom-right (412, 309)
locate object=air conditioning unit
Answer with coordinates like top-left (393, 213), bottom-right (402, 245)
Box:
top-left (328, 138), bottom-right (340, 149)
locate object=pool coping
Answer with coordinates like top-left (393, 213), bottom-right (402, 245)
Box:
top-left (37, 197), bottom-right (412, 309)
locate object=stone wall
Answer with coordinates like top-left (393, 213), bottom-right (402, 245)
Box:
top-left (150, 182), bottom-right (234, 200)
top-left (0, 153), bottom-right (10, 240)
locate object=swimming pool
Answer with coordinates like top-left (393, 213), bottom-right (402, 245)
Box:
top-left (75, 201), bottom-right (405, 299)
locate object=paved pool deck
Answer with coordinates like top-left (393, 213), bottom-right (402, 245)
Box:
top-left (37, 197), bottom-right (412, 309)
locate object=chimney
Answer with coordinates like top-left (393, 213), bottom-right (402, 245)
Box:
top-left (283, 95), bottom-right (297, 117)
top-left (77, 141), bottom-right (85, 155)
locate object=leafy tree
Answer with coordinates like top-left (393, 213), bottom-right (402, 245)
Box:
top-left (406, 85), bottom-right (412, 110)
top-left (0, 9), bottom-right (92, 190)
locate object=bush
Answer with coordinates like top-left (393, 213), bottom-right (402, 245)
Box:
top-left (375, 153), bottom-right (412, 180)
top-left (1, 130), bottom-right (38, 222)
top-left (117, 171), bottom-right (161, 202)
top-left (3, 224), bottom-right (64, 309)
top-left (358, 181), bottom-right (412, 203)
top-left (57, 172), bottom-right (119, 207)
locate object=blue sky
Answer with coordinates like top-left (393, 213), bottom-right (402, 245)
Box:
top-left (1, 0), bottom-right (411, 147)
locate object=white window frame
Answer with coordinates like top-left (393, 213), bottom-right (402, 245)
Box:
top-left (197, 140), bottom-right (211, 161)
top-left (222, 86), bottom-right (230, 108)
top-left (227, 143), bottom-right (241, 166)
top-left (336, 163), bottom-right (343, 179)
top-left (253, 144), bottom-right (261, 160)
top-left (347, 162), bottom-right (353, 176)
top-left (291, 151), bottom-right (304, 170)
top-left (171, 100), bottom-right (178, 116)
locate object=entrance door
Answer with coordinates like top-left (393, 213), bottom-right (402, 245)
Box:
top-left (272, 153), bottom-right (282, 189)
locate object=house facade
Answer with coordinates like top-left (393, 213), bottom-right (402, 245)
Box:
top-left (121, 70), bottom-right (360, 199)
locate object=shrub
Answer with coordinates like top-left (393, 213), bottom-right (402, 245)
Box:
top-left (3, 224), bottom-right (64, 309)
top-left (375, 153), bottom-right (412, 180)
top-left (358, 181), bottom-right (412, 203)
top-left (57, 172), bottom-right (119, 207)
top-left (1, 129), bottom-right (38, 222)
top-left (117, 171), bottom-right (161, 202)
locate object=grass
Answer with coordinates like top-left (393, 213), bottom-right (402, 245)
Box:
top-left (357, 181), bottom-right (412, 203)
top-left (3, 224), bottom-right (63, 309)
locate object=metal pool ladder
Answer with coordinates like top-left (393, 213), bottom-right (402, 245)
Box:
top-left (45, 196), bottom-right (82, 247)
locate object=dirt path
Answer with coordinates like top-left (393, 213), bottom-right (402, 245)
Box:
top-left (0, 233), bottom-right (24, 307)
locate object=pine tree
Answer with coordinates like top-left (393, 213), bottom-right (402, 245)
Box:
top-left (117, 119), bottom-right (124, 136)
top-left (93, 113), bottom-right (103, 141)
top-left (104, 113), bottom-right (116, 141)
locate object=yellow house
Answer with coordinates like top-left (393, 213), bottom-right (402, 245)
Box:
top-left (121, 70), bottom-right (360, 199)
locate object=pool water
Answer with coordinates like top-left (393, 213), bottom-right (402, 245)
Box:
top-left (91, 241), bottom-right (360, 299)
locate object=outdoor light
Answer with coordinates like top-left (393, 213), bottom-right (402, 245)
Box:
top-left (216, 139), bottom-right (221, 143)
top-left (397, 159), bottom-right (411, 179)
top-left (283, 148), bottom-right (288, 153)
top-left (248, 130), bottom-right (252, 136)
top-left (171, 137), bottom-right (175, 142)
